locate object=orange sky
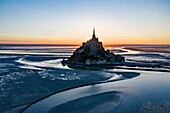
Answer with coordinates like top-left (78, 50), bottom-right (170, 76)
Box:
top-left (1, 35), bottom-right (170, 45)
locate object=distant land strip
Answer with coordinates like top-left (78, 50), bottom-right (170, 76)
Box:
top-left (124, 47), bottom-right (170, 53)
top-left (0, 44), bottom-right (79, 46)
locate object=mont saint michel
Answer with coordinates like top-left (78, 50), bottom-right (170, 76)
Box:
top-left (63, 28), bottom-right (125, 65)
top-left (1, 1), bottom-right (170, 113)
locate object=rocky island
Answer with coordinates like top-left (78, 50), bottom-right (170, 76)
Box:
top-left (62, 28), bottom-right (125, 65)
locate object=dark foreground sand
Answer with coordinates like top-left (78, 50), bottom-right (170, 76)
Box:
top-left (19, 70), bottom-right (170, 113)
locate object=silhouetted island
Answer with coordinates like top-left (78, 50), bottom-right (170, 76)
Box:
top-left (62, 28), bottom-right (125, 65)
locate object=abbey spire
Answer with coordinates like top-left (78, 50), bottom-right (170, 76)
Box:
top-left (93, 27), bottom-right (95, 35)
top-left (92, 27), bottom-right (96, 38)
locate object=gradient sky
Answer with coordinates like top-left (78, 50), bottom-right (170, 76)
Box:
top-left (0, 0), bottom-right (170, 45)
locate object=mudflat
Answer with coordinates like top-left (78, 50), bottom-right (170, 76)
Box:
top-left (124, 46), bottom-right (170, 53)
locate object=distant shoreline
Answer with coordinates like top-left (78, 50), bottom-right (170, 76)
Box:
top-left (0, 44), bottom-right (79, 46)
top-left (124, 47), bottom-right (170, 53)
top-left (0, 44), bottom-right (169, 47)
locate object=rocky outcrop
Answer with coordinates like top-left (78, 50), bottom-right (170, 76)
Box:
top-left (63, 29), bottom-right (125, 64)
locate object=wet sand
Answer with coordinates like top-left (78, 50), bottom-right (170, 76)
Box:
top-left (124, 46), bottom-right (170, 53)
top-left (1, 45), bottom-right (170, 113)
top-left (20, 70), bottom-right (170, 113)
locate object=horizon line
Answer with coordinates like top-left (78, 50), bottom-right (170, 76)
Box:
top-left (0, 43), bottom-right (170, 46)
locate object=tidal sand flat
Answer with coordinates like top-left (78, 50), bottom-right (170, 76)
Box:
top-left (0, 45), bottom-right (170, 113)
top-left (124, 45), bottom-right (170, 53)
top-left (21, 70), bottom-right (170, 113)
